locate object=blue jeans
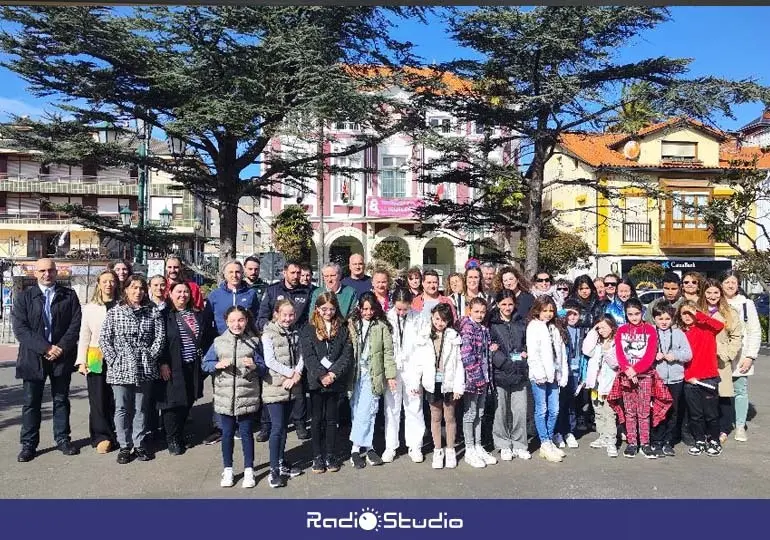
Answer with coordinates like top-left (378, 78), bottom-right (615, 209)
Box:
top-left (20, 371), bottom-right (72, 449)
top-left (221, 414), bottom-right (255, 469)
top-left (266, 402), bottom-right (292, 470)
top-left (531, 381), bottom-right (560, 443)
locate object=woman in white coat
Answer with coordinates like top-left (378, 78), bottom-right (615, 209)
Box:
top-left (76, 270), bottom-right (120, 454)
top-left (526, 295), bottom-right (569, 463)
top-left (384, 289), bottom-right (427, 464)
top-left (414, 303), bottom-right (464, 470)
top-left (721, 271), bottom-right (761, 442)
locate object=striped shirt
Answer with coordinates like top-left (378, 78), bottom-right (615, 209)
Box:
top-left (176, 310), bottom-right (199, 364)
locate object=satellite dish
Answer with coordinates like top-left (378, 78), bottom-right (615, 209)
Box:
top-left (623, 140), bottom-right (641, 161)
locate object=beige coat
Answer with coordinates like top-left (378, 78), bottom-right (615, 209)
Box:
top-left (76, 303), bottom-right (108, 367)
top-left (713, 308), bottom-right (743, 397)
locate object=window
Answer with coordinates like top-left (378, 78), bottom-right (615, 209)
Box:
top-left (380, 155), bottom-right (408, 198)
top-left (98, 197), bottom-right (130, 215)
top-left (333, 121), bottom-right (361, 132)
top-left (624, 196), bottom-right (648, 223)
top-left (149, 197), bottom-right (180, 219)
top-left (671, 191), bottom-right (709, 229)
top-left (332, 154), bottom-right (362, 204)
top-left (661, 141), bottom-right (697, 162)
top-left (6, 195), bottom-right (40, 214)
top-left (428, 116), bottom-right (452, 134)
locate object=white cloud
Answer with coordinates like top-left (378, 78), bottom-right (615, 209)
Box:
top-left (0, 97), bottom-right (48, 121)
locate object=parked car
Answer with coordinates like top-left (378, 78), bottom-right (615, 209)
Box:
top-left (752, 293), bottom-right (769, 317)
top-left (638, 289), bottom-right (664, 306)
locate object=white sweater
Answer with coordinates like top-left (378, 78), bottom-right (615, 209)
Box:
top-left (76, 303), bottom-right (108, 367)
top-left (413, 326), bottom-right (465, 396)
top-left (727, 294), bottom-right (761, 376)
top-left (387, 308), bottom-right (425, 390)
top-left (525, 319), bottom-right (569, 387)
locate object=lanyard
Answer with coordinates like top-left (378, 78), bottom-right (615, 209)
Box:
top-left (397, 316), bottom-right (405, 349)
top-left (656, 328), bottom-right (672, 355)
top-left (434, 331), bottom-right (445, 370)
top-left (359, 320), bottom-right (373, 352)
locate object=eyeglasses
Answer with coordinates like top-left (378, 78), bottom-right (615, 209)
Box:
top-left (535, 278), bottom-right (551, 283)
top-left (683, 280), bottom-right (698, 285)
top-left (557, 287), bottom-right (569, 291)
top-left (604, 282), bottom-right (617, 287)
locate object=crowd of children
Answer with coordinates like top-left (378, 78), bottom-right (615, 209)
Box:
top-left (157, 267), bottom-right (762, 487)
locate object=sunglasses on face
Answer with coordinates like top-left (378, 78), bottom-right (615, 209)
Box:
top-left (683, 280), bottom-right (698, 285)
top-left (536, 278), bottom-right (551, 283)
top-left (557, 287), bottom-right (569, 292)
top-left (604, 282), bottom-right (617, 287)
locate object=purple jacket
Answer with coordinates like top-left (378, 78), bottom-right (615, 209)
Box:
top-left (460, 316), bottom-right (491, 394)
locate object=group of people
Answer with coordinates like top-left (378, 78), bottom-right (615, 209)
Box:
top-left (12, 253), bottom-right (759, 490)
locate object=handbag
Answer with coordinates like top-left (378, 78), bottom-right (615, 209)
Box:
top-left (86, 346), bottom-right (103, 374)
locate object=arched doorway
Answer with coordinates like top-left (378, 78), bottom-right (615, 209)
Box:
top-left (422, 236), bottom-right (456, 284)
top-left (372, 236), bottom-right (411, 271)
top-left (329, 235), bottom-right (365, 272)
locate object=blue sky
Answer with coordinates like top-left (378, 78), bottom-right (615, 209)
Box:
top-left (0, 6), bottom-right (768, 131)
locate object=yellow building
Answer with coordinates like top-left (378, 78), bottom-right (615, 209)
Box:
top-left (544, 118), bottom-right (770, 278)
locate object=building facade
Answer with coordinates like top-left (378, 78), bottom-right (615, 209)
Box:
top-left (0, 127), bottom-right (209, 275)
top-left (545, 118), bottom-right (770, 279)
top-left (256, 85), bottom-right (518, 280)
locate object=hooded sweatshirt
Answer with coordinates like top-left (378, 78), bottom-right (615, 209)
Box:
top-left (615, 322), bottom-right (657, 375)
top-left (653, 327), bottom-right (693, 383)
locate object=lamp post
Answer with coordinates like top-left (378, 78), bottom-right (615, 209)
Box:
top-left (193, 217), bottom-right (202, 266)
top-left (119, 205), bottom-right (133, 260)
top-left (135, 118), bottom-right (151, 266)
top-left (159, 207), bottom-right (173, 228)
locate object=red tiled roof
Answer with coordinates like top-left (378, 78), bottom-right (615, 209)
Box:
top-left (608, 117), bottom-right (727, 148)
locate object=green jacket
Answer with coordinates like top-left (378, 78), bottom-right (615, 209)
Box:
top-left (310, 285), bottom-right (357, 320)
top-left (347, 318), bottom-right (396, 396)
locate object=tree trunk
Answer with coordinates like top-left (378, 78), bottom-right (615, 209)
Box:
top-left (218, 197), bottom-right (239, 263)
top-left (523, 141), bottom-right (547, 276)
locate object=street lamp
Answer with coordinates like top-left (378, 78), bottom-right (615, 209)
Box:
top-left (119, 205), bottom-right (132, 227)
top-left (167, 135), bottom-right (187, 156)
top-left (159, 207), bottom-right (173, 228)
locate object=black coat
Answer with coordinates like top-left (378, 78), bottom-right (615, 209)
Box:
top-left (570, 296), bottom-right (605, 329)
top-left (12, 284), bottom-right (82, 381)
top-left (488, 311), bottom-right (528, 389)
top-left (301, 323), bottom-right (353, 393)
top-left (156, 305), bottom-right (216, 410)
top-left (515, 291), bottom-right (535, 320)
top-left (256, 281), bottom-right (311, 331)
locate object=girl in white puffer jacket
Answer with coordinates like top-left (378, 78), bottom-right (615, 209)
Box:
top-left (526, 295), bottom-right (568, 463)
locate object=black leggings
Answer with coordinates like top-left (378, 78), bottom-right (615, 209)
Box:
top-left (310, 390), bottom-right (340, 458)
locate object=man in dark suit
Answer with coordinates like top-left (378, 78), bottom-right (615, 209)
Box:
top-left (13, 258), bottom-right (82, 462)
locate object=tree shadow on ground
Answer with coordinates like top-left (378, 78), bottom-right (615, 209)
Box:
top-left (0, 384), bottom-right (88, 434)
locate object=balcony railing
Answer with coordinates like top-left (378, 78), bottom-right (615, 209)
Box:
top-left (0, 173), bottom-right (137, 185)
top-left (622, 221), bottom-right (652, 243)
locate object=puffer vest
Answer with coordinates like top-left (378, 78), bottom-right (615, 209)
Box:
top-left (261, 322), bottom-right (301, 404)
top-left (211, 332), bottom-right (262, 416)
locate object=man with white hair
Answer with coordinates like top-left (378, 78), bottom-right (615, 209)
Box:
top-left (309, 263), bottom-right (357, 319)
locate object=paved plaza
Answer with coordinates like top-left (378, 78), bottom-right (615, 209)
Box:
top-left (0, 344), bottom-right (768, 499)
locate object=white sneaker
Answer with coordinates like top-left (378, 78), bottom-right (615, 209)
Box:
top-left (590, 437), bottom-right (607, 449)
top-left (445, 448), bottom-right (457, 469)
top-left (500, 448), bottom-right (514, 461)
top-left (220, 468), bottom-right (234, 488)
top-left (550, 440), bottom-right (566, 458)
top-left (408, 447), bottom-right (424, 463)
top-left (565, 433), bottom-right (579, 449)
top-left (432, 448), bottom-right (444, 469)
top-left (553, 433), bottom-right (565, 448)
top-left (513, 448), bottom-right (532, 460)
top-left (381, 449), bottom-right (396, 463)
top-left (242, 467), bottom-right (256, 488)
top-left (606, 443), bottom-right (618, 458)
top-left (463, 448), bottom-right (486, 468)
top-left (734, 426), bottom-right (748, 442)
top-left (539, 442), bottom-right (562, 463)
top-left (475, 445), bottom-right (497, 465)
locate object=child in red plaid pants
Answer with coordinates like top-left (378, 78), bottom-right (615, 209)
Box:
top-left (614, 299), bottom-right (658, 459)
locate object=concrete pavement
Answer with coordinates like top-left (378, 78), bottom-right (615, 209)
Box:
top-left (0, 345), bottom-right (768, 498)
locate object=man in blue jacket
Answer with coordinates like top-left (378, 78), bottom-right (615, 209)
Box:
top-left (207, 260), bottom-right (261, 333)
top-left (13, 258), bottom-right (82, 462)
